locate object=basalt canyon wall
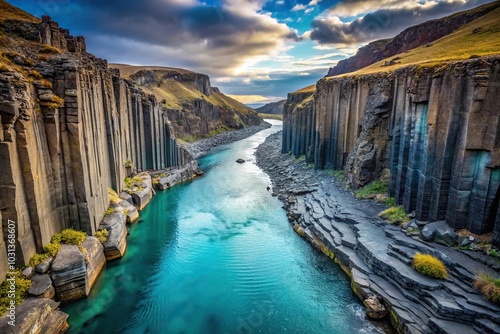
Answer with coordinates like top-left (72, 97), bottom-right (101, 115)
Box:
top-left (0, 16), bottom-right (193, 280)
top-left (283, 56), bottom-right (500, 246)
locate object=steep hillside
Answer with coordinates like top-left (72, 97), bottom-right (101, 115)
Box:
top-left (326, 1), bottom-right (500, 76)
top-left (283, 7), bottom-right (500, 246)
top-left (256, 100), bottom-right (286, 114)
top-left (111, 64), bottom-right (263, 142)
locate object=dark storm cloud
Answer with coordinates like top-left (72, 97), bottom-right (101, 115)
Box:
top-left (310, 0), bottom-right (493, 44)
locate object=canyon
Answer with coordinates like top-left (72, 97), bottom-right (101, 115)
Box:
top-left (283, 7), bottom-right (500, 246)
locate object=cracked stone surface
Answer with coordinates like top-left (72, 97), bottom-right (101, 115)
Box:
top-left (256, 132), bottom-right (500, 334)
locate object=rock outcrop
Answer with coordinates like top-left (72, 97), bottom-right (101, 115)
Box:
top-left (0, 14), bottom-right (196, 279)
top-left (50, 236), bottom-right (106, 301)
top-left (326, 2), bottom-right (500, 76)
top-left (283, 57), bottom-right (500, 245)
top-left (257, 133), bottom-right (500, 334)
top-left (99, 210), bottom-right (127, 261)
top-left (256, 100), bottom-right (286, 114)
top-left (0, 298), bottom-right (68, 334)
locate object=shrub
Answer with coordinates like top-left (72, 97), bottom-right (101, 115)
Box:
top-left (412, 253), bottom-right (447, 279)
top-left (28, 69), bottom-right (42, 79)
top-left (53, 228), bottom-right (87, 246)
top-left (379, 206), bottom-right (409, 225)
top-left (94, 229), bottom-right (109, 244)
top-left (355, 180), bottom-right (388, 199)
top-left (28, 252), bottom-right (50, 267)
top-left (104, 206), bottom-right (114, 217)
top-left (383, 197), bottom-right (397, 206)
top-left (473, 273), bottom-right (500, 304)
top-left (295, 155), bottom-right (306, 162)
top-left (39, 44), bottom-right (61, 54)
top-left (43, 241), bottom-right (60, 257)
top-left (0, 270), bottom-right (32, 316)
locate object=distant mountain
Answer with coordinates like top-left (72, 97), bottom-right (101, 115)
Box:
top-left (111, 64), bottom-right (262, 142)
top-left (256, 100), bottom-right (286, 114)
top-left (326, 1), bottom-right (500, 77)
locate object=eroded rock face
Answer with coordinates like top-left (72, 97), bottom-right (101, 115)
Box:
top-left (0, 15), bottom-right (196, 279)
top-left (82, 236), bottom-right (106, 290)
top-left (99, 211), bottom-right (127, 260)
top-left (283, 57), bottom-right (500, 245)
top-left (0, 298), bottom-right (68, 334)
top-left (51, 245), bottom-right (87, 301)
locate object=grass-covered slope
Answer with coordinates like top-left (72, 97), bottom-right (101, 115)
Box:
top-left (111, 64), bottom-right (262, 142)
top-left (0, 0), bottom-right (40, 23)
top-left (336, 7), bottom-right (500, 77)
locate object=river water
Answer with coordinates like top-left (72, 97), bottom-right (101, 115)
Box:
top-left (63, 120), bottom-right (385, 334)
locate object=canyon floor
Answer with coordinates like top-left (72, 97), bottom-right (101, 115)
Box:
top-left (256, 132), bottom-right (500, 334)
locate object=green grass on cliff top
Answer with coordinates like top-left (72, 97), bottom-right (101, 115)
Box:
top-left (0, 0), bottom-right (40, 23)
top-left (334, 7), bottom-right (500, 77)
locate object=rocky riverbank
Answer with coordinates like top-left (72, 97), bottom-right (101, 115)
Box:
top-left (256, 132), bottom-right (500, 334)
top-left (184, 122), bottom-right (271, 158)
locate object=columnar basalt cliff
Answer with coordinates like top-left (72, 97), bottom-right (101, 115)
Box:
top-left (0, 15), bottom-right (194, 280)
top-left (283, 57), bottom-right (500, 245)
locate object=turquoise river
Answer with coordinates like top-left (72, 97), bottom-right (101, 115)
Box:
top-left (63, 120), bottom-right (387, 334)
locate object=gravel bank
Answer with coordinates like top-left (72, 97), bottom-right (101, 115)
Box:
top-left (183, 122), bottom-right (271, 158)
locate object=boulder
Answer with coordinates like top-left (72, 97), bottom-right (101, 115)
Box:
top-left (402, 219), bottom-right (418, 230)
top-left (22, 266), bottom-right (35, 279)
top-left (435, 227), bottom-right (458, 247)
top-left (363, 295), bottom-right (387, 319)
top-left (99, 210), bottom-right (127, 260)
top-left (131, 187), bottom-right (152, 211)
top-left (421, 221), bottom-right (448, 242)
top-left (236, 158), bottom-right (245, 163)
top-left (459, 235), bottom-right (475, 247)
top-left (119, 192), bottom-right (133, 205)
top-left (35, 257), bottom-right (53, 274)
top-left (28, 274), bottom-right (55, 299)
top-left (118, 199), bottom-right (139, 223)
top-left (82, 237), bottom-right (106, 290)
top-left (51, 245), bottom-right (88, 301)
top-left (0, 298), bottom-right (68, 334)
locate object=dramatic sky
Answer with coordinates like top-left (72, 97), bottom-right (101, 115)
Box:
top-left (9, 0), bottom-right (492, 103)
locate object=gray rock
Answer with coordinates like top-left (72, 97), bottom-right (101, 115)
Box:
top-left (0, 298), bottom-right (68, 334)
top-left (118, 199), bottom-right (139, 223)
top-left (420, 221), bottom-right (448, 241)
top-left (99, 210), bottom-right (127, 260)
top-left (22, 266), bottom-right (35, 279)
top-left (236, 158), bottom-right (245, 163)
top-left (35, 257), bottom-right (53, 274)
top-left (82, 237), bottom-right (106, 290)
top-left (51, 244), bottom-right (88, 301)
top-left (434, 225), bottom-right (458, 247)
top-left (119, 192), bottom-right (133, 205)
top-left (402, 219), bottom-right (418, 230)
top-left (459, 236), bottom-right (475, 247)
top-left (28, 274), bottom-right (54, 299)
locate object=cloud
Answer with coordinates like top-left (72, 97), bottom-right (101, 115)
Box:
top-left (310, 0), bottom-right (492, 44)
top-left (31, 0), bottom-right (300, 76)
top-left (292, 4), bottom-right (307, 11)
